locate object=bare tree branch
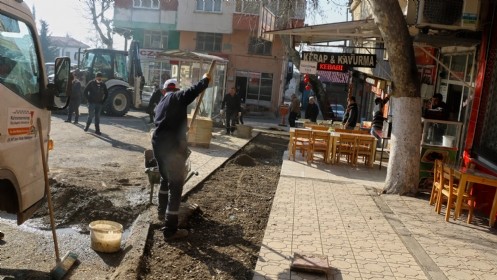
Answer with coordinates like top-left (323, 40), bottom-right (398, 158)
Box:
top-left (79, 0), bottom-right (114, 49)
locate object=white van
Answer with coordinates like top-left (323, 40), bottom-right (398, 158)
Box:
top-left (0, 0), bottom-right (71, 225)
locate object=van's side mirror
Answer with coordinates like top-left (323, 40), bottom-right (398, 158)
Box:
top-left (47, 57), bottom-right (71, 110)
top-left (54, 57), bottom-right (71, 97)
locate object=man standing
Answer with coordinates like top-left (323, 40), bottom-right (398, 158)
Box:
top-left (152, 74), bottom-right (210, 240)
top-left (83, 72), bottom-right (108, 135)
top-left (288, 94), bottom-right (300, 127)
top-left (343, 96), bottom-right (358, 130)
top-left (66, 71), bottom-right (82, 124)
top-left (146, 84), bottom-right (164, 123)
top-left (220, 87), bottom-right (241, 135)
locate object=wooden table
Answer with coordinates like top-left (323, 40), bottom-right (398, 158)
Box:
top-left (450, 164), bottom-right (497, 227)
top-left (289, 128), bottom-right (376, 167)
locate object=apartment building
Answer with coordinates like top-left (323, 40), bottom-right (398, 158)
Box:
top-left (113, 0), bottom-right (306, 113)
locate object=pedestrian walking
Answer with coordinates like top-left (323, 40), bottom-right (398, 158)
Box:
top-left (288, 94), bottom-right (301, 127)
top-left (220, 87), bottom-right (241, 135)
top-left (66, 70), bottom-right (82, 124)
top-left (83, 72), bottom-right (108, 135)
top-left (152, 74), bottom-right (211, 240)
top-left (305, 96), bottom-right (319, 123)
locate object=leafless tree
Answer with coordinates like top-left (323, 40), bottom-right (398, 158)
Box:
top-left (79, 0), bottom-right (114, 49)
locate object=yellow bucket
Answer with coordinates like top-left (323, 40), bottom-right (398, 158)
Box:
top-left (89, 220), bottom-right (123, 253)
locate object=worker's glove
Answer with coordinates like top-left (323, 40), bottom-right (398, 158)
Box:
top-left (220, 109), bottom-right (224, 115)
top-left (238, 112), bottom-right (241, 117)
top-left (202, 73), bottom-right (211, 80)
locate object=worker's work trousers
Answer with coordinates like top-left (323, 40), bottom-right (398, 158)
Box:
top-left (151, 132), bottom-right (187, 235)
top-left (87, 103), bottom-right (103, 129)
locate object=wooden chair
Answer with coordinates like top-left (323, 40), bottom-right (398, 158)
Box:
top-left (336, 134), bottom-right (356, 164)
top-left (304, 122), bottom-right (317, 128)
top-left (355, 135), bottom-right (375, 166)
top-left (436, 165), bottom-right (475, 223)
top-left (429, 159), bottom-right (443, 206)
top-left (335, 128), bottom-right (369, 135)
top-left (353, 130), bottom-right (371, 135)
top-left (291, 129), bottom-right (312, 162)
top-left (310, 124), bottom-right (329, 131)
top-left (334, 128), bottom-right (349, 133)
top-left (309, 130), bottom-right (331, 163)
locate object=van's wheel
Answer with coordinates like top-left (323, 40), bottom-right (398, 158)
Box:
top-left (104, 87), bottom-right (130, 116)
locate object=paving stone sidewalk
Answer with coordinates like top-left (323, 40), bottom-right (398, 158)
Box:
top-left (253, 151), bottom-right (497, 280)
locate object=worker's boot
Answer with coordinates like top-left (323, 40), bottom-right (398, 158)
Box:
top-left (95, 124), bottom-right (101, 135)
top-left (0, 230), bottom-right (4, 240)
top-left (84, 122), bottom-right (90, 132)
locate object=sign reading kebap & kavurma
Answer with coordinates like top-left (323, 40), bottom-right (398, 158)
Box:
top-left (301, 51), bottom-right (377, 70)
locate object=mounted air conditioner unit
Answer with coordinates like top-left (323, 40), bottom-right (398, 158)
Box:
top-left (417, 0), bottom-right (480, 31)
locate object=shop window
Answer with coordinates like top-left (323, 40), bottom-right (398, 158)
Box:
top-left (196, 32), bottom-right (222, 52)
top-left (133, 0), bottom-right (159, 9)
top-left (143, 31), bottom-right (168, 49)
top-left (248, 37), bottom-right (272, 56)
top-left (477, 72), bottom-right (497, 166)
top-left (196, 0), bottom-right (221, 12)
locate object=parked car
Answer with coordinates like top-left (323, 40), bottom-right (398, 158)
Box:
top-left (329, 104), bottom-right (345, 121)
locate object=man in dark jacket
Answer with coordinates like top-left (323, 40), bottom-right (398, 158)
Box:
top-left (343, 96), bottom-right (358, 130)
top-left (83, 72), bottom-right (108, 135)
top-left (146, 85), bottom-right (163, 123)
top-left (66, 71), bottom-right (83, 124)
top-left (305, 96), bottom-right (319, 122)
top-left (152, 75), bottom-right (210, 240)
top-left (220, 87), bottom-right (241, 135)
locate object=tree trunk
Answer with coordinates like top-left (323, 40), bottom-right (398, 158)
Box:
top-left (367, 0), bottom-right (421, 195)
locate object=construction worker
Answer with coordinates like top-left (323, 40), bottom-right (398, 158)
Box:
top-left (152, 74), bottom-right (210, 240)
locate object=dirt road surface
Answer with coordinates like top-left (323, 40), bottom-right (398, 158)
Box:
top-left (0, 109), bottom-right (152, 279)
top-left (0, 107), bottom-right (287, 279)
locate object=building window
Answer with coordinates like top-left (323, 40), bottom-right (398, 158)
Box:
top-left (143, 31), bottom-right (168, 49)
top-left (133, 0), bottom-right (159, 9)
top-left (248, 37), bottom-right (272, 56)
top-left (235, 0), bottom-right (260, 14)
top-left (196, 32), bottom-right (222, 52)
top-left (196, 0), bottom-right (221, 12)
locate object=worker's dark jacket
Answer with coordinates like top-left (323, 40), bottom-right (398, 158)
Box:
top-left (221, 93), bottom-right (241, 113)
top-left (344, 102), bottom-right (358, 127)
top-left (84, 80), bottom-right (108, 104)
top-left (153, 77), bottom-right (210, 143)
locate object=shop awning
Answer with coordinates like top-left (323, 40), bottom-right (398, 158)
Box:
top-left (265, 19), bottom-right (383, 44)
top-left (265, 19), bottom-right (480, 48)
top-left (153, 50), bottom-right (228, 63)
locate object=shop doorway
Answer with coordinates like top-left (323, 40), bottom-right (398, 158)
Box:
top-left (235, 76), bottom-right (247, 102)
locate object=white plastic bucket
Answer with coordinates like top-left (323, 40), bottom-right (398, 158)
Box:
top-left (89, 220), bottom-right (123, 253)
top-left (442, 135), bottom-right (455, 147)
